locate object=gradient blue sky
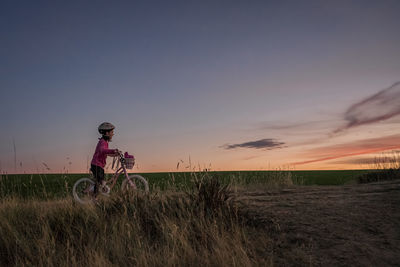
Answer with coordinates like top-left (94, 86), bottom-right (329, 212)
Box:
top-left (1, 0), bottom-right (400, 173)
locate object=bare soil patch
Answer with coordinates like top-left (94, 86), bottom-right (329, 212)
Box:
top-left (234, 180), bottom-right (400, 266)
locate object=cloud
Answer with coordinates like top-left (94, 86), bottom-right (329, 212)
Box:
top-left (293, 134), bottom-right (400, 165)
top-left (222, 138), bottom-right (285, 150)
top-left (332, 154), bottom-right (400, 165)
top-left (258, 121), bottom-right (323, 130)
top-left (334, 81), bottom-right (400, 133)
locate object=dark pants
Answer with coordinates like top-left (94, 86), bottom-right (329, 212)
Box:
top-left (90, 164), bottom-right (105, 195)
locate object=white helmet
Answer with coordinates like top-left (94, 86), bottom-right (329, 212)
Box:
top-left (98, 122), bottom-right (115, 134)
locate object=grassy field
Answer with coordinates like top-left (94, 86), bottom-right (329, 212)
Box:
top-left (0, 177), bottom-right (262, 266)
top-left (1, 170), bottom-right (398, 266)
top-left (0, 170), bottom-right (371, 200)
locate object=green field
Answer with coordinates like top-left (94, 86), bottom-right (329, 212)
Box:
top-left (0, 170), bottom-right (372, 200)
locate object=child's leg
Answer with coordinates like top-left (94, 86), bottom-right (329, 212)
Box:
top-left (90, 165), bottom-right (105, 196)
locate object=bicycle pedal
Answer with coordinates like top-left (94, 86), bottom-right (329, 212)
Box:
top-left (101, 185), bottom-right (111, 194)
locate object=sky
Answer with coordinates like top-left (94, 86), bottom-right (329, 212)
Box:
top-left (1, 0), bottom-right (400, 173)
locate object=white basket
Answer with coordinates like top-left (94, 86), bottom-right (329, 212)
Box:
top-left (125, 157), bottom-right (135, 169)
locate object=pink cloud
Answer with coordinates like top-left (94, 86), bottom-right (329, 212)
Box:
top-left (293, 134), bottom-right (400, 165)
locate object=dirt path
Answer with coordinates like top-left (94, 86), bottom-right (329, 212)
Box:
top-left (234, 180), bottom-right (400, 266)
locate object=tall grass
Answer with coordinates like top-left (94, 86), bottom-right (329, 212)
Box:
top-left (0, 175), bottom-right (271, 266)
top-left (357, 151), bottom-right (400, 183)
top-left (228, 169), bottom-right (296, 190)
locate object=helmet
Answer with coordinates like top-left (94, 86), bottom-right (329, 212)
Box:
top-left (98, 122), bottom-right (115, 134)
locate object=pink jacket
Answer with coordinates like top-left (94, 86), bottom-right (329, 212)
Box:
top-left (91, 138), bottom-right (117, 168)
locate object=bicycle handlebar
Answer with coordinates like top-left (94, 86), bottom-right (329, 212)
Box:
top-left (112, 150), bottom-right (124, 169)
top-left (113, 149), bottom-right (135, 167)
top-left (116, 150), bottom-right (123, 157)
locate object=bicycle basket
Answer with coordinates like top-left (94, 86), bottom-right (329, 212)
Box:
top-left (125, 157), bottom-right (135, 169)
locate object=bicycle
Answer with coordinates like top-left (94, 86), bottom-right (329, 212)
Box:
top-left (72, 151), bottom-right (149, 204)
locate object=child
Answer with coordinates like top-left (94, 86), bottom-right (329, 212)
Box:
top-left (91, 122), bottom-right (119, 198)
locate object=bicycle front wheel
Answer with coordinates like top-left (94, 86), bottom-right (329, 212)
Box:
top-left (73, 178), bottom-right (95, 204)
top-left (121, 175), bottom-right (149, 192)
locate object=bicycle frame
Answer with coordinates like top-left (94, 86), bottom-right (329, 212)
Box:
top-left (102, 152), bottom-right (135, 192)
top-left (74, 151), bottom-right (146, 204)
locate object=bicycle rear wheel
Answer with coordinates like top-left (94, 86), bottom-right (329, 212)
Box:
top-left (121, 175), bottom-right (149, 192)
top-left (73, 178), bottom-right (95, 204)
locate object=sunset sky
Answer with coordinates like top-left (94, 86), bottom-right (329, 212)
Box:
top-left (1, 1), bottom-right (400, 173)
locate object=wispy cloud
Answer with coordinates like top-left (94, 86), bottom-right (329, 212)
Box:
top-left (255, 82), bottom-right (400, 139)
top-left (334, 81), bottom-right (400, 133)
top-left (293, 134), bottom-right (400, 165)
top-left (256, 119), bottom-right (334, 131)
top-left (222, 138), bottom-right (285, 150)
top-left (332, 155), bottom-right (399, 165)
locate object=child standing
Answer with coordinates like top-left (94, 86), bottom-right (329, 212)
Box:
top-left (91, 122), bottom-right (119, 197)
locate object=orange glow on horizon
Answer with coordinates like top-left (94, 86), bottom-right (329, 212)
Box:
top-left (293, 134), bottom-right (400, 167)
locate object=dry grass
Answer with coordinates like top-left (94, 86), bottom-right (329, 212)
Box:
top-left (357, 151), bottom-right (400, 183)
top-left (0, 174), bottom-right (273, 266)
top-left (229, 169), bottom-right (297, 192)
